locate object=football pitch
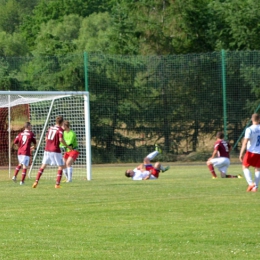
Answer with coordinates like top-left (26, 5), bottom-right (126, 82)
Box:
top-left (0, 164), bottom-right (258, 260)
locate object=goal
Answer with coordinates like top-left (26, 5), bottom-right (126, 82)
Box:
top-left (0, 91), bottom-right (91, 181)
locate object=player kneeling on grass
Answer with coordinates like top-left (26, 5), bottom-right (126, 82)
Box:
top-left (12, 122), bottom-right (36, 185)
top-left (60, 120), bottom-right (79, 182)
top-left (207, 131), bottom-right (242, 179)
top-left (125, 148), bottom-right (170, 180)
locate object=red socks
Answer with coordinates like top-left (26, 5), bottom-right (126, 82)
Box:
top-left (56, 169), bottom-right (63, 185)
top-left (36, 168), bottom-right (44, 182)
top-left (14, 165), bottom-right (22, 176)
top-left (208, 164), bottom-right (217, 178)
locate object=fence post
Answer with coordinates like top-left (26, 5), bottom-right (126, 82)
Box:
top-left (84, 52), bottom-right (89, 91)
top-left (221, 49), bottom-right (227, 139)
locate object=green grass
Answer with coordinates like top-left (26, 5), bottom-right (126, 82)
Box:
top-left (0, 164), bottom-right (258, 260)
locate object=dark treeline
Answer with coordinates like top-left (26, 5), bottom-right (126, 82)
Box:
top-left (2, 51), bottom-right (260, 163)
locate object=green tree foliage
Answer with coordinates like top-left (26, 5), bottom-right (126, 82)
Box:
top-left (0, 0), bottom-right (40, 33)
top-left (33, 14), bottom-right (82, 55)
top-left (0, 0), bottom-right (21, 33)
top-left (0, 32), bottom-right (29, 56)
top-left (76, 12), bottom-right (112, 53)
top-left (209, 0), bottom-right (260, 50)
top-left (20, 0), bottom-right (114, 48)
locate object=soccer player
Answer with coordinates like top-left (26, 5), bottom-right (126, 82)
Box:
top-left (125, 168), bottom-right (153, 180)
top-left (239, 113), bottom-right (260, 192)
top-left (12, 122), bottom-right (36, 185)
top-left (32, 116), bottom-right (71, 189)
top-left (125, 148), bottom-right (170, 180)
top-left (60, 120), bottom-right (79, 182)
top-left (207, 131), bottom-right (242, 179)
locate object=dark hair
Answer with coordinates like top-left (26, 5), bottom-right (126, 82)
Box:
top-left (252, 113), bottom-right (260, 122)
top-left (56, 116), bottom-right (64, 125)
top-left (216, 132), bottom-right (224, 139)
top-left (24, 122), bottom-right (31, 128)
top-left (125, 171), bottom-right (131, 178)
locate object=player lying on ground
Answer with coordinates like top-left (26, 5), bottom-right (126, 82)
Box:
top-left (125, 148), bottom-right (170, 180)
top-left (207, 131), bottom-right (242, 179)
top-left (12, 122), bottom-right (36, 185)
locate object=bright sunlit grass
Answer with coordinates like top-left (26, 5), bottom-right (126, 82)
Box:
top-left (0, 164), bottom-right (258, 259)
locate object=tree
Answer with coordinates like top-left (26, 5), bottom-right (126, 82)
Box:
top-left (0, 32), bottom-right (29, 56)
top-left (209, 0), bottom-right (260, 50)
top-left (33, 14), bottom-right (82, 55)
top-left (76, 12), bottom-right (112, 53)
top-left (20, 0), bottom-right (114, 48)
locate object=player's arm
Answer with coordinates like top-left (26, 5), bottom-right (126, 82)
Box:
top-left (239, 138), bottom-right (249, 162)
top-left (60, 138), bottom-right (72, 150)
top-left (142, 172), bottom-right (151, 180)
top-left (209, 149), bottom-right (218, 160)
top-left (31, 137), bottom-right (37, 151)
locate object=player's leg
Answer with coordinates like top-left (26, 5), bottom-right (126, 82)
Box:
top-left (206, 159), bottom-right (217, 178)
top-left (65, 150), bottom-right (79, 182)
top-left (55, 166), bottom-right (64, 188)
top-left (153, 161), bottom-right (170, 172)
top-left (54, 152), bottom-right (65, 188)
top-left (243, 165), bottom-right (254, 191)
top-left (252, 168), bottom-right (260, 192)
top-left (242, 152), bottom-right (258, 191)
top-left (20, 166), bottom-right (28, 185)
top-left (20, 155), bottom-right (30, 185)
top-left (12, 160), bottom-right (22, 182)
top-left (66, 157), bottom-right (74, 182)
top-left (12, 159), bottom-right (22, 182)
top-left (62, 152), bottom-right (69, 181)
top-left (218, 159), bottom-right (241, 178)
top-left (146, 151), bottom-right (159, 161)
top-left (32, 163), bottom-right (47, 188)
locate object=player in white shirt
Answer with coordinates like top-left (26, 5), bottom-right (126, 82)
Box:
top-left (239, 113), bottom-right (260, 192)
top-left (125, 148), bottom-right (170, 180)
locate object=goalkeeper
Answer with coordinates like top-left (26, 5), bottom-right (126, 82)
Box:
top-left (60, 120), bottom-right (79, 182)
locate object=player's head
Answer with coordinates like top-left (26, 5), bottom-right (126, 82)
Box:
top-left (125, 169), bottom-right (134, 178)
top-left (56, 116), bottom-right (64, 126)
top-left (63, 120), bottom-right (70, 130)
top-left (251, 113), bottom-right (260, 123)
top-left (216, 132), bottom-right (224, 139)
top-left (24, 122), bottom-right (31, 130)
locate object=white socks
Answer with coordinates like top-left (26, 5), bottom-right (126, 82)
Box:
top-left (255, 171), bottom-right (260, 188)
top-left (146, 151), bottom-right (158, 160)
top-left (243, 168), bottom-right (253, 185)
top-left (63, 169), bottom-right (68, 178)
top-left (67, 167), bottom-right (73, 182)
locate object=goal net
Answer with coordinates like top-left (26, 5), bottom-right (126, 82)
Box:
top-left (0, 91), bottom-right (91, 181)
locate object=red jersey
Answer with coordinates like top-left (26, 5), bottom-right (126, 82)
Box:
top-left (14, 130), bottom-right (36, 156)
top-left (214, 139), bottom-right (230, 158)
top-left (45, 125), bottom-right (64, 153)
top-left (145, 164), bottom-right (160, 178)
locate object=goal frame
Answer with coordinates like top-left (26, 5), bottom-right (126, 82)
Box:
top-left (0, 91), bottom-right (92, 181)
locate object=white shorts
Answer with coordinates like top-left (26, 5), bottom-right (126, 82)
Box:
top-left (18, 155), bottom-right (30, 167)
top-left (210, 157), bottom-right (230, 173)
top-left (42, 151), bottom-right (64, 166)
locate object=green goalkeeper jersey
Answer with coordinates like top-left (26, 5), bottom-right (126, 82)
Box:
top-left (60, 130), bottom-right (78, 152)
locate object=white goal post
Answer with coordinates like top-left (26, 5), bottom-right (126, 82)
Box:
top-left (0, 91), bottom-right (91, 181)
